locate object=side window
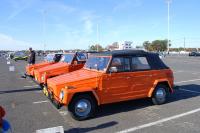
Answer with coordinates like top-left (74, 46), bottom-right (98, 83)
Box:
top-left (110, 57), bottom-right (130, 72)
top-left (124, 58), bottom-right (131, 71)
top-left (132, 57), bottom-right (150, 71)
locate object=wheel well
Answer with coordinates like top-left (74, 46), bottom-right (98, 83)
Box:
top-left (157, 81), bottom-right (172, 93)
top-left (71, 91), bottom-right (98, 104)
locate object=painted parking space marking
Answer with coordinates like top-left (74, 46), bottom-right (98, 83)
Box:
top-left (173, 70), bottom-right (184, 73)
top-left (192, 72), bottom-right (200, 75)
top-left (33, 100), bottom-right (49, 104)
top-left (24, 85), bottom-right (39, 88)
top-left (117, 107), bottom-right (200, 133)
top-left (179, 88), bottom-right (200, 94)
top-left (175, 78), bottom-right (200, 84)
top-left (36, 126), bottom-right (64, 133)
top-left (9, 66), bottom-right (15, 71)
top-left (35, 90), bottom-right (42, 93)
top-left (7, 61), bottom-right (11, 64)
top-left (59, 111), bottom-right (68, 116)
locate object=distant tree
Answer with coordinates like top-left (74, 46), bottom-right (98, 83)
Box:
top-left (89, 44), bottom-right (104, 52)
top-left (143, 41), bottom-right (153, 51)
top-left (105, 42), bottom-right (119, 50)
top-left (143, 39), bottom-right (171, 51)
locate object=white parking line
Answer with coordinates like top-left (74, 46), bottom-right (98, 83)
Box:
top-left (33, 100), bottom-right (49, 104)
top-left (36, 126), bottom-right (64, 133)
top-left (192, 72), bottom-right (200, 75)
top-left (59, 111), bottom-right (68, 116)
top-left (173, 70), bottom-right (184, 74)
top-left (35, 90), bottom-right (42, 93)
top-left (179, 88), bottom-right (200, 94)
top-left (24, 85), bottom-right (39, 88)
top-left (175, 78), bottom-right (200, 84)
top-left (117, 107), bottom-right (200, 133)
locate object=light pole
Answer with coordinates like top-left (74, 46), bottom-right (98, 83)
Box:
top-left (166, 0), bottom-right (171, 54)
top-left (43, 10), bottom-right (46, 53)
top-left (96, 24), bottom-right (99, 52)
top-left (184, 37), bottom-right (186, 51)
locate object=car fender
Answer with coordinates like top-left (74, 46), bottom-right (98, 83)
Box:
top-left (148, 79), bottom-right (172, 97)
top-left (62, 87), bottom-right (100, 106)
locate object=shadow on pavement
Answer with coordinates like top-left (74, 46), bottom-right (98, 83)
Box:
top-left (64, 121), bottom-right (118, 133)
top-left (0, 87), bottom-right (41, 94)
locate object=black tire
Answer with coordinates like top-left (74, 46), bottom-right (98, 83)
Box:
top-left (152, 84), bottom-right (168, 105)
top-left (68, 94), bottom-right (97, 121)
top-left (48, 91), bottom-right (54, 103)
top-left (53, 99), bottom-right (61, 109)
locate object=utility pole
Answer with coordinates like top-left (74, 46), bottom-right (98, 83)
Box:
top-left (43, 10), bottom-right (46, 54)
top-left (166, 0), bottom-right (171, 54)
top-left (184, 37), bottom-right (186, 51)
top-left (96, 24), bottom-right (99, 52)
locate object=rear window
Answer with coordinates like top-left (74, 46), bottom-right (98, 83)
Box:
top-left (132, 57), bottom-right (150, 70)
top-left (76, 52), bottom-right (86, 61)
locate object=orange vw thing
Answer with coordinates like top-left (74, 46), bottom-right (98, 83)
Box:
top-left (25, 53), bottom-right (62, 77)
top-left (34, 52), bottom-right (86, 86)
top-left (47, 50), bottom-right (174, 120)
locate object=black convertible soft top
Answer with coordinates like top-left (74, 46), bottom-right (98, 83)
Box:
top-left (90, 50), bottom-right (169, 70)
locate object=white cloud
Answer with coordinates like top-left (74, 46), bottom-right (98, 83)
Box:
top-left (79, 11), bottom-right (101, 36)
top-left (0, 33), bottom-right (40, 50)
top-left (44, 1), bottom-right (76, 13)
top-left (84, 19), bottom-right (93, 35)
top-left (6, 0), bottom-right (36, 21)
top-left (113, 0), bottom-right (143, 12)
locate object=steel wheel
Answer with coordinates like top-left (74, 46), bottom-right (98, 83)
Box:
top-left (152, 84), bottom-right (168, 105)
top-left (68, 94), bottom-right (97, 121)
top-left (75, 99), bottom-right (91, 117)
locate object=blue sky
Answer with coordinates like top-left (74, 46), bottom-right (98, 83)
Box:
top-left (0, 0), bottom-right (200, 50)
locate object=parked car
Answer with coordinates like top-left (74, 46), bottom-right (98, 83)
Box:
top-left (189, 51), bottom-right (200, 56)
top-left (13, 51), bottom-right (28, 61)
top-left (25, 53), bottom-right (62, 77)
top-left (34, 52), bottom-right (86, 87)
top-left (46, 50), bottom-right (174, 120)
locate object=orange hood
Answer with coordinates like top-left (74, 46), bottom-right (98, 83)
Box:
top-left (47, 69), bottom-right (102, 88)
top-left (37, 62), bottom-right (68, 73)
top-left (32, 61), bottom-right (51, 67)
top-left (28, 61), bottom-right (52, 69)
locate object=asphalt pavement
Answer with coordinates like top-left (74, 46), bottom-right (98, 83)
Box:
top-left (1, 55), bottom-right (200, 133)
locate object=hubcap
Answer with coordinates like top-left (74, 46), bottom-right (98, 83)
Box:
top-left (75, 99), bottom-right (91, 117)
top-left (156, 88), bottom-right (166, 102)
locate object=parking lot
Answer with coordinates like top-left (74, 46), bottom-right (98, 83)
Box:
top-left (1, 55), bottom-right (200, 133)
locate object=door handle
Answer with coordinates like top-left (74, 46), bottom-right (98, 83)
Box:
top-left (126, 77), bottom-right (131, 79)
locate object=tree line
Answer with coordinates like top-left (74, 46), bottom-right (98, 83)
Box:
top-left (88, 40), bottom-right (171, 52)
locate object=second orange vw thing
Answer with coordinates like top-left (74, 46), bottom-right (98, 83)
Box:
top-left (26, 53), bottom-right (62, 77)
top-left (34, 52), bottom-right (86, 86)
top-left (47, 50), bottom-right (174, 120)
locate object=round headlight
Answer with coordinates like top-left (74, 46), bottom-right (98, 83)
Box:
top-left (59, 91), bottom-right (64, 100)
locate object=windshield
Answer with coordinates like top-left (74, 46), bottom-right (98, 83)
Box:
top-left (76, 52), bottom-right (86, 61)
top-left (60, 54), bottom-right (74, 63)
top-left (85, 56), bottom-right (110, 71)
top-left (15, 52), bottom-right (25, 57)
top-left (45, 54), bottom-right (54, 62)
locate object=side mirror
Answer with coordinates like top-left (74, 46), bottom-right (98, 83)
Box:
top-left (109, 67), bottom-right (118, 73)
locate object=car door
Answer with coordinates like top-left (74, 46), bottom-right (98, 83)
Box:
top-left (128, 56), bottom-right (153, 99)
top-left (100, 57), bottom-right (132, 104)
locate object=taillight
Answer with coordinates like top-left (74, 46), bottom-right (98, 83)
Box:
top-left (166, 70), bottom-right (174, 79)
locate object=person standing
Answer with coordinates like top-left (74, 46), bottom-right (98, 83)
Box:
top-left (28, 47), bottom-right (36, 65)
